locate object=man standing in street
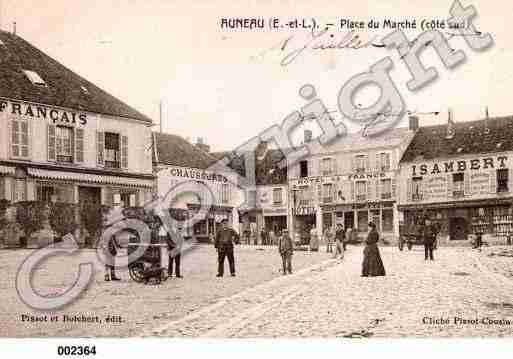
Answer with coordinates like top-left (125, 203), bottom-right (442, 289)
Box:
top-left (423, 218), bottom-right (436, 261)
top-left (334, 224), bottom-right (345, 260)
top-left (156, 216), bottom-right (182, 279)
top-left (215, 219), bottom-right (240, 277)
top-left (278, 229), bottom-right (293, 275)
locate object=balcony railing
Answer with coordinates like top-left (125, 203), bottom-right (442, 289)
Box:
top-left (381, 192), bottom-right (392, 200)
top-left (453, 190), bottom-right (464, 198)
top-left (412, 193), bottom-right (423, 201)
top-left (299, 199), bottom-right (312, 206)
top-left (356, 194), bottom-right (366, 202)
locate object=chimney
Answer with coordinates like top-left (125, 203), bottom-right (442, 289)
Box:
top-left (408, 115), bottom-right (419, 131)
top-left (195, 137), bottom-right (210, 153)
top-left (304, 129), bottom-right (313, 143)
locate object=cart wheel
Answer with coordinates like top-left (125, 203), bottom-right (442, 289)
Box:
top-left (129, 262), bottom-right (145, 283)
top-left (161, 271), bottom-right (169, 282)
top-left (407, 242), bottom-right (413, 251)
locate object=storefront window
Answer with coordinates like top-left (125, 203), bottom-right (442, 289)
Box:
top-left (13, 179), bottom-right (27, 203)
top-left (371, 210), bottom-right (380, 230)
top-left (36, 183), bottom-right (74, 203)
top-left (382, 209), bottom-right (394, 232)
top-left (194, 219), bottom-right (208, 236)
top-left (357, 211), bottom-right (368, 232)
top-left (323, 212), bottom-right (333, 230)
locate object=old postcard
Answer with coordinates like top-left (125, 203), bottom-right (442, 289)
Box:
top-left (0, 0), bottom-right (512, 352)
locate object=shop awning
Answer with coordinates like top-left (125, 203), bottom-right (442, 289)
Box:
top-left (0, 165), bottom-right (15, 175)
top-left (27, 168), bottom-right (154, 188)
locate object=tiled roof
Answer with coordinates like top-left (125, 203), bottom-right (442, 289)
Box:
top-left (210, 148), bottom-right (288, 185)
top-left (0, 30), bottom-right (151, 123)
top-left (153, 132), bottom-right (218, 169)
top-left (400, 117), bottom-right (513, 163)
top-left (306, 127), bottom-right (415, 155)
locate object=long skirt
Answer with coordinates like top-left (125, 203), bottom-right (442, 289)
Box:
top-left (362, 244), bottom-right (386, 277)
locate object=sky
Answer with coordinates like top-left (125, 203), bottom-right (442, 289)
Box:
top-left (1, 0), bottom-right (512, 152)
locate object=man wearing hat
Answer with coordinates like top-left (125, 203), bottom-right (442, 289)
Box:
top-left (214, 219), bottom-right (240, 277)
top-left (423, 218), bottom-right (437, 261)
top-left (278, 229), bottom-right (294, 275)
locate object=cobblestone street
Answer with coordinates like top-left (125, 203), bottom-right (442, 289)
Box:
top-left (0, 244), bottom-right (330, 337)
top-left (2, 244), bottom-right (513, 338)
top-left (148, 246), bottom-right (513, 338)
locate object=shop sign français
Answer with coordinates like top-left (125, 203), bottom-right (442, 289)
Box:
top-left (0, 100), bottom-right (87, 126)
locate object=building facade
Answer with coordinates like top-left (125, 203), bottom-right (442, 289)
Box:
top-left (0, 30), bottom-right (154, 246)
top-left (153, 133), bottom-right (244, 242)
top-left (398, 116), bottom-right (513, 245)
top-left (287, 128), bottom-right (415, 241)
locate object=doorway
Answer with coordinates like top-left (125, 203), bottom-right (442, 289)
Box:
top-left (449, 217), bottom-right (468, 241)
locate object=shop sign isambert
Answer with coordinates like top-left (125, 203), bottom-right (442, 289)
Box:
top-left (411, 155), bottom-right (507, 176)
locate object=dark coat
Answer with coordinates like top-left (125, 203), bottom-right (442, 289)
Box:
top-left (215, 227), bottom-right (240, 249)
top-left (423, 224), bottom-right (437, 245)
top-left (362, 228), bottom-right (386, 277)
top-left (278, 234), bottom-right (294, 256)
top-left (335, 228), bottom-right (345, 242)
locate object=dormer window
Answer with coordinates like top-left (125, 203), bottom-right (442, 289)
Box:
top-left (80, 86), bottom-right (89, 95)
top-left (23, 70), bottom-right (47, 86)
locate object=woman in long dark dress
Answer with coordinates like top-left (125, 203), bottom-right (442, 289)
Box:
top-left (362, 222), bottom-right (386, 277)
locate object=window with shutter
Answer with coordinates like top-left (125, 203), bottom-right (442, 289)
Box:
top-left (11, 119), bottom-right (30, 159)
top-left (47, 124), bottom-right (56, 161)
top-left (55, 126), bottom-right (74, 163)
top-left (97, 131), bottom-right (104, 166)
top-left (75, 128), bottom-right (84, 163)
top-left (121, 135), bottom-right (128, 168)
